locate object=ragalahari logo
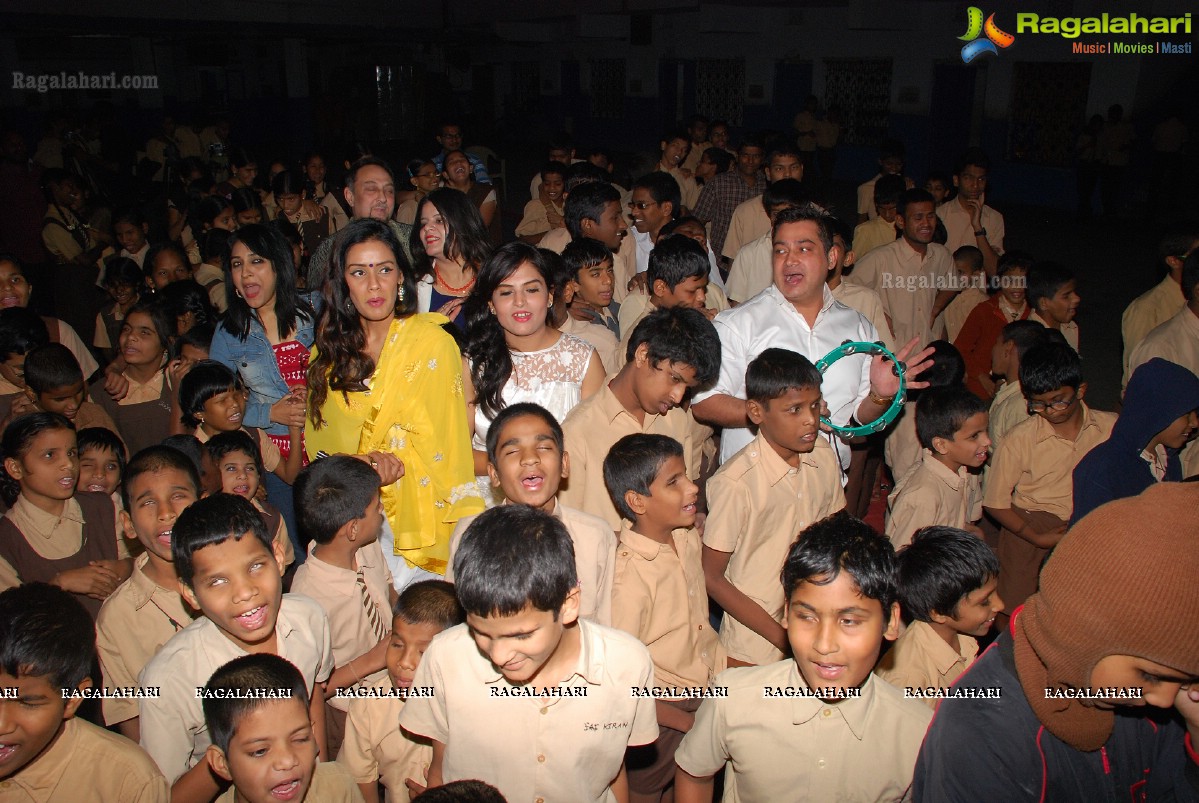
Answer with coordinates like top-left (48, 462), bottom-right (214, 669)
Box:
top-left (959, 7), bottom-right (1016, 63)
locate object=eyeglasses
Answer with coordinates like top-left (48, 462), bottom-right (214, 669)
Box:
top-left (1027, 393), bottom-right (1077, 414)
top-left (628, 200), bottom-right (659, 211)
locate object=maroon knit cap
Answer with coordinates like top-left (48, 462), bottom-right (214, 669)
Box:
top-left (1013, 482), bottom-right (1199, 751)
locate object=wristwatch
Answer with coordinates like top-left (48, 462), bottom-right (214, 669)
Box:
top-left (974, 227), bottom-right (987, 237)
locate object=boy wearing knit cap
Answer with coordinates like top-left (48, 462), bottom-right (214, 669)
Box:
top-left (913, 482), bottom-right (1199, 800)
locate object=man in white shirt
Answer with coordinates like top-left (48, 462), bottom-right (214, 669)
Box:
top-left (693, 204), bottom-right (934, 471)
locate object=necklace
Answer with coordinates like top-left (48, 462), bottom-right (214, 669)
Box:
top-left (435, 265), bottom-right (476, 294)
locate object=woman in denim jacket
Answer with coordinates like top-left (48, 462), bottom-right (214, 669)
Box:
top-left (209, 223), bottom-right (319, 558)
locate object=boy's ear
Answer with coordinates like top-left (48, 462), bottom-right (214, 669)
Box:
top-left (651, 279), bottom-right (668, 299)
top-left (558, 585), bottom-right (581, 627)
top-left (119, 510), bottom-right (137, 543)
top-left (272, 537), bottom-right (287, 577)
top-left (746, 398), bottom-right (765, 426)
top-left (952, 174), bottom-right (961, 189)
top-left (563, 280), bottom-right (578, 305)
top-left (883, 601), bottom-right (902, 642)
top-left (842, 248), bottom-right (856, 268)
top-left (559, 450), bottom-right (570, 480)
top-left (623, 489), bottom-right (649, 518)
top-left (22, 387), bottom-right (36, 403)
top-left (62, 676), bottom-right (93, 720)
top-left (206, 745), bottom-right (234, 783)
top-left (930, 435), bottom-right (949, 456)
top-left (633, 341), bottom-right (650, 368)
top-left (1076, 382), bottom-right (1088, 402)
top-left (178, 579), bottom-right (199, 610)
top-left (486, 462), bottom-right (502, 489)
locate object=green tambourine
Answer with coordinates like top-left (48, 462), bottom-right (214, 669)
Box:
top-left (814, 340), bottom-right (907, 437)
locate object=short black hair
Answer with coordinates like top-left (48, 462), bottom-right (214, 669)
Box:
top-left (745, 348), bottom-right (822, 403)
top-left (1156, 221), bottom-right (1199, 267)
top-left (762, 179), bottom-right (808, 214)
top-left (827, 215), bottom-right (854, 249)
top-left (1183, 251), bottom-right (1199, 302)
top-left (204, 429), bottom-right (264, 477)
top-left (602, 433), bottom-right (683, 522)
top-left (632, 172), bottom-right (681, 219)
top-left (202, 654), bottom-right (310, 754)
top-left (648, 234), bottom-right (709, 292)
top-left (702, 147), bottom-right (733, 175)
top-left (160, 435), bottom-right (205, 478)
top-left (77, 424), bottom-right (126, 472)
top-left (915, 386), bottom-right (988, 450)
top-left (539, 161), bottom-right (568, 182)
top-left (121, 443), bottom-right (201, 511)
top-left (1020, 341), bottom-right (1083, 396)
top-left (953, 246), bottom-right (984, 273)
top-left (765, 141), bottom-right (799, 163)
top-left (452, 505), bottom-right (578, 618)
top-left (175, 322), bottom-right (215, 359)
top-left (896, 526), bottom-right (999, 622)
top-left (873, 174), bottom-right (907, 207)
top-left (781, 511), bottom-right (897, 614)
top-left (561, 238), bottom-right (613, 279)
top-left (954, 147), bottom-right (990, 174)
top-left (102, 256), bottom-right (144, 289)
top-left (659, 216), bottom-right (705, 239)
top-left (0, 307), bottom-right (49, 361)
top-left (394, 580), bottom-right (465, 630)
top-left (23, 343), bottom-right (82, 395)
top-left (919, 340), bottom-right (966, 390)
top-left (996, 249), bottom-right (1035, 277)
top-left (416, 780), bottom-right (507, 803)
top-left (564, 161), bottom-right (608, 192)
top-left (625, 306), bottom-right (721, 387)
top-left (0, 583), bottom-right (95, 691)
top-left (200, 227), bottom-right (233, 264)
top-left (1026, 262), bottom-right (1075, 313)
top-left (772, 203), bottom-right (834, 253)
top-left (173, 493), bottom-right (273, 586)
top-left (999, 320), bottom-right (1051, 363)
top-left (564, 182), bottom-right (621, 240)
top-left (293, 456), bottom-right (380, 545)
top-left (178, 360), bottom-right (245, 429)
top-left (122, 300), bottom-right (174, 355)
top-left (484, 402), bottom-right (563, 465)
top-left (897, 188), bottom-right (935, 218)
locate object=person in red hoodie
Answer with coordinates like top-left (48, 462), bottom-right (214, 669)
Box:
top-left (913, 481), bottom-right (1199, 801)
top-left (953, 251), bottom-right (1032, 400)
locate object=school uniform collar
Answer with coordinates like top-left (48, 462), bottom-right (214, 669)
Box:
top-left (787, 660), bottom-right (874, 739)
top-left (895, 235), bottom-right (932, 264)
top-left (9, 495), bottom-right (85, 540)
top-left (751, 431), bottom-right (821, 486)
top-left (919, 449), bottom-right (972, 489)
top-left (906, 620), bottom-right (978, 676)
top-left (6, 716), bottom-right (82, 801)
top-left (1030, 402), bottom-right (1100, 445)
top-left (598, 382), bottom-right (659, 427)
top-left (992, 379), bottom-right (1022, 405)
top-left (126, 552), bottom-right (179, 611)
top-left (617, 521), bottom-right (683, 562)
top-left (480, 618), bottom-right (605, 687)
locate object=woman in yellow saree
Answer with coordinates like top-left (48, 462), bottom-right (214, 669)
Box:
top-left (306, 218), bottom-right (483, 575)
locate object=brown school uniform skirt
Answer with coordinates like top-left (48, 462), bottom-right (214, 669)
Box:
top-left (626, 696), bottom-right (703, 794)
top-left (997, 506), bottom-right (1066, 611)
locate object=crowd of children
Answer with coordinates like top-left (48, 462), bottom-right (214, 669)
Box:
top-left (0, 120), bottom-right (1197, 803)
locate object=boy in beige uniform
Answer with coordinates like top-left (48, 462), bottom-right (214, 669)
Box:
top-left (703, 349), bottom-right (844, 667)
top-left (674, 513), bottom-right (932, 802)
top-left (1120, 225), bottom-right (1197, 385)
top-left (720, 194), bottom-right (771, 263)
top-left (0, 583), bottom-right (169, 803)
top-left (939, 246), bottom-right (988, 342)
top-left (97, 447), bottom-right (202, 740)
top-left (986, 320), bottom-right (1050, 449)
top-left (338, 581), bottom-right (463, 803)
top-left (448, 403), bottom-right (615, 625)
top-left (1027, 263), bottom-right (1081, 353)
top-left (983, 342), bottom-right (1115, 613)
top-left (292, 457), bottom-right (399, 752)
top-left (887, 387), bottom-right (990, 549)
top-left (605, 434), bottom-right (726, 801)
top-left (876, 527), bottom-right (1004, 708)
top-left (561, 307), bottom-right (720, 530)
top-left (202, 654), bottom-right (363, 803)
top-left (139, 494), bottom-right (334, 803)
top-left (400, 505), bottom-right (659, 802)
top-left (515, 162), bottom-right (568, 243)
top-left (657, 132), bottom-right (701, 212)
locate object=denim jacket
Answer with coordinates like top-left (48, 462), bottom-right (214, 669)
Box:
top-left (209, 293), bottom-right (321, 435)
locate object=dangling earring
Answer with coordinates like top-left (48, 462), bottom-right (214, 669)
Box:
top-left (397, 284), bottom-right (406, 304)
top-left (345, 298), bottom-right (353, 310)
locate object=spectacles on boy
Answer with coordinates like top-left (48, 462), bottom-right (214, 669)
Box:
top-left (1027, 392), bottom-right (1077, 414)
top-left (628, 200), bottom-right (659, 211)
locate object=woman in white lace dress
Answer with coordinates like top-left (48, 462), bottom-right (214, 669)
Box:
top-left (462, 242), bottom-right (605, 504)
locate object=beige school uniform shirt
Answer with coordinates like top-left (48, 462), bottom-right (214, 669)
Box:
top-left (560, 314), bottom-right (623, 375)
top-left (0, 717), bottom-right (168, 802)
top-left (857, 174), bottom-right (882, 220)
top-left (214, 761), bottom-right (363, 803)
top-left (338, 676), bottom-right (431, 803)
top-left (515, 198), bottom-right (565, 238)
top-left (883, 401), bottom-right (921, 481)
top-left (852, 216), bottom-right (897, 258)
top-left (940, 284), bottom-right (988, 343)
top-left (447, 500), bottom-right (616, 626)
top-left (1127, 307), bottom-right (1199, 477)
top-left (705, 433), bottom-right (845, 664)
top-left (612, 233), bottom-right (640, 304)
top-left (982, 402), bottom-right (1116, 520)
top-left (832, 280), bottom-right (896, 352)
top-left (617, 287), bottom-right (729, 357)
top-left (721, 196), bottom-right (771, 261)
top-left (96, 553), bottom-right (197, 725)
top-left (660, 163), bottom-right (701, 211)
top-left (850, 238), bottom-right (956, 349)
top-left (538, 226), bottom-right (573, 254)
top-left (138, 594), bottom-right (335, 783)
top-left (1121, 275), bottom-right (1186, 386)
top-left (192, 261), bottom-right (228, 313)
top-left (612, 523), bottom-right (725, 689)
top-left (398, 619), bottom-right (659, 803)
top-left (0, 495), bottom-right (129, 592)
top-left (939, 198), bottom-right (1006, 257)
top-left (291, 540), bottom-right (395, 711)
top-left (875, 620), bottom-right (979, 710)
top-left (988, 380), bottom-right (1031, 449)
top-left (675, 661), bottom-right (932, 803)
top-left (886, 450), bottom-right (983, 549)
top-left (726, 233), bottom-right (773, 304)
top-left (1030, 310), bottom-right (1080, 353)
top-left (561, 382), bottom-right (697, 530)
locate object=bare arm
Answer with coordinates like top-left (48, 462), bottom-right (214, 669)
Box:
top-left (461, 356), bottom-right (489, 476)
top-left (702, 546), bottom-right (787, 653)
top-left (117, 716), bottom-right (140, 742)
top-left (610, 763), bottom-right (630, 803)
top-left (272, 426), bottom-right (304, 484)
top-left (674, 768), bottom-right (716, 803)
top-left (170, 758), bottom-right (224, 803)
top-left (691, 394), bottom-right (749, 430)
top-left (323, 639), bottom-right (387, 698)
top-left (310, 682), bottom-right (328, 760)
top-left (984, 506), bottom-right (1065, 550)
top-left (581, 350), bottom-right (606, 400)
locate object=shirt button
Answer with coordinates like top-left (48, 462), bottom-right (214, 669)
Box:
top-left (537, 754), bottom-right (546, 763)
top-left (540, 707), bottom-right (548, 715)
top-left (822, 708), bottom-right (832, 718)
top-left (536, 798), bottom-right (545, 803)
top-left (818, 758), bottom-right (826, 768)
